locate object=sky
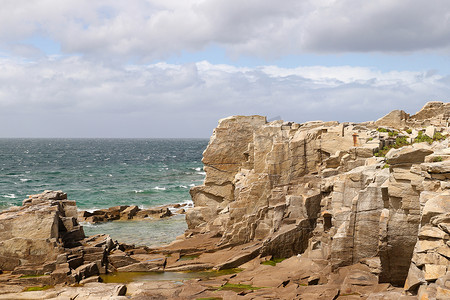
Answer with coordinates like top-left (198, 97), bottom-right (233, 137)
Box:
top-left (0, 0), bottom-right (449, 138)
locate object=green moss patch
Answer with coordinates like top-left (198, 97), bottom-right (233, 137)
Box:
top-left (260, 257), bottom-right (286, 266)
top-left (24, 285), bottom-right (53, 292)
top-left (217, 283), bottom-right (265, 292)
top-left (178, 254), bottom-right (200, 261)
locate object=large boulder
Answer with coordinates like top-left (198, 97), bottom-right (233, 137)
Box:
top-left (375, 109), bottom-right (409, 128)
top-left (386, 145), bottom-right (433, 165)
top-left (0, 191), bottom-right (85, 271)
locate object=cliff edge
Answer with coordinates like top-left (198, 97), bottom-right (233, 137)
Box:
top-left (184, 101), bottom-right (450, 299)
top-left (0, 102), bottom-right (449, 299)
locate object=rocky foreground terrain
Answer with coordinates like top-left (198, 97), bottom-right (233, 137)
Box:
top-left (0, 101), bottom-right (449, 299)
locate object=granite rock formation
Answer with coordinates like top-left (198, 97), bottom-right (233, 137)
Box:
top-left (186, 101), bottom-right (450, 298)
top-left (0, 191), bottom-right (167, 292)
top-left (1, 102), bottom-right (449, 299)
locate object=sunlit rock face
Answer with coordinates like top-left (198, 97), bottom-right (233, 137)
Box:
top-left (186, 101), bottom-right (450, 294)
top-left (0, 190), bottom-right (84, 271)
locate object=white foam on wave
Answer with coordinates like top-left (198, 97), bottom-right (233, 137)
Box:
top-left (83, 207), bottom-right (102, 213)
top-left (180, 199), bottom-right (194, 208)
top-left (195, 167), bottom-right (202, 171)
top-left (197, 171), bottom-right (206, 175)
top-left (179, 185), bottom-right (188, 189)
top-left (79, 221), bottom-right (96, 227)
top-left (152, 186), bottom-right (166, 191)
top-left (20, 178), bottom-right (30, 182)
top-left (2, 194), bottom-right (17, 199)
top-left (134, 190), bottom-right (144, 193)
top-left (189, 183), bottom-right (195, 187)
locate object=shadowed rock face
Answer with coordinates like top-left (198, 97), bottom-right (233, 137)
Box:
top-left (186, 101), bottom-right (450, 294)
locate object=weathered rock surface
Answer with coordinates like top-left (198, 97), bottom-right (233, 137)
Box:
top-left (182, 101), bottom-right (450, 297)
top-left (0, 190), bottom-right (84, 271)
top-left (1, 101), bottom-right (450, 299)
top-left (0, 191), bottom-right (169, 292)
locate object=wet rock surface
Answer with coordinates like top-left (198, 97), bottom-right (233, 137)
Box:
top-left (78, 203), bottom-right (185, 224)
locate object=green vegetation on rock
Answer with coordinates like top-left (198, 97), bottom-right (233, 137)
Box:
top-left (414, 131), bottom-right (433, 144)
top-left (433, 156), bottom-right (443, 162)
top-left (24, 285), bottom-right (53, 292)
top-left (261, 258), bottom-right (286, 266)
top-left (179, 254), bottom-right (200, 261)
top-left (388, 131), bottom-right (399, 137)
top-left (217, 283), bottom-right (265, 292)
top-left (433, 131), bottom-right (446, 141)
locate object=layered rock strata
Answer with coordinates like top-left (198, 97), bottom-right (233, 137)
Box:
top-left (1, 102), bottom-right (449, 299)
top-left (185, 101), bottom-right (450, 297)
top-left (0, 191), bottom-right (167, 290)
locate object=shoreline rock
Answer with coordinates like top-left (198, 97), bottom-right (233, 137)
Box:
top-left (77, 203), bottom-right (188, 224)
top-left (1, 101), bottom-right (449, 299)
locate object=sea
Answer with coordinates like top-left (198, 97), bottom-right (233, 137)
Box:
top-left (0, 138), bottom-right (209, 247)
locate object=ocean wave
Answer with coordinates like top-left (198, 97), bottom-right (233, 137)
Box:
top-left (152, 186), bottom-right (166, 191)
top-left (189, 184), bottom-right (195, 187)
top-left (182, 199), bottom-right (194, 206)
top-left (134, 190), bottom-right (144, 193)
top-left (194, 167), bottom-right (202, 171)
top-left (197, 171), bottom-right (206, 175)
top-left (83, 207), bottom-right (102, 213)
top-left (20, 178), bottom-right (30, 182)
top-left (79, 221), bottom-right (96, 227)
top-left (2, 194), bottom-right (17, 199)
top-left (179, 185), bottom-right (188, 189)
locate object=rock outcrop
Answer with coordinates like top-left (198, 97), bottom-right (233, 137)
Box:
top-left (1, 101), bottom-right (449, 299)
top-left (0, 191), bottom-right (167, 291)
top-left (77, 204), bottom-right (184, 224)
top-left (0, 190), bottom-right (84, 271)
top-left (185, 101), bottom-right (450, 297)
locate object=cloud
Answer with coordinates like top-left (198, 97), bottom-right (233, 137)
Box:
top-left (0, 57), bottom-right (448, 137)
top-left (1, 1), bottom-right (450, 60)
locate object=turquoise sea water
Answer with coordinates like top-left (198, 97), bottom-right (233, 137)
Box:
top-left (0, 138), bottom-right (208, 246)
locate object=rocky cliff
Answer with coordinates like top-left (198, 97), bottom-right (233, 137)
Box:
top-left (186, 101), bottom-right (450, 298)
top-left (0, 102), bottom-right (449, 299)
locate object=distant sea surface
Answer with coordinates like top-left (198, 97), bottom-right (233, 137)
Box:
top-left (0, 138), bottom-right (208, 246)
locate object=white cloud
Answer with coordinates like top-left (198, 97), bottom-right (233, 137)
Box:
top-left (0, 0), bottom-right (449, 60)
top-left (0, 57), bottom-right (448, 137)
